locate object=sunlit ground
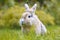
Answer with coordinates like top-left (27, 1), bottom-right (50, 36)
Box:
top-left (0, 25), bottom-right (60, 40)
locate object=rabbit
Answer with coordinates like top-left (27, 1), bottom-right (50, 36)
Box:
top-left (19, 4), bottom-right (47, 35)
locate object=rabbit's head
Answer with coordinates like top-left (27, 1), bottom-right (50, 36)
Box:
top-left (20, 4), bottom-right (37, 26)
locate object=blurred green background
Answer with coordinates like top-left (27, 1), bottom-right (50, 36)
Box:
top-left (0, 0), bottom-right (60, 40)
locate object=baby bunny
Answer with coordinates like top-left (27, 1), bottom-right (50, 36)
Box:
top-left (19, 4), bottom-right (47, 35)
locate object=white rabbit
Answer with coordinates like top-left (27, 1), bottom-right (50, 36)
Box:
top-left (19, 4), bottom-right (47, 35)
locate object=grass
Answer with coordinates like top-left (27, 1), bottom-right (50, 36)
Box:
top-left (0, 25), bottom-right (60, 40)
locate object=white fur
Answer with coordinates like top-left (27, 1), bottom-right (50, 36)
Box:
top-left (25, 4), bottom-right (29, 11)
top-left (19, 4), bottom-right (47, 35)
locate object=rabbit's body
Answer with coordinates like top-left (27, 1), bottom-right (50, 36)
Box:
top-left (19, 4), bottom-right (47, 35)
top-left (30, 14), bottom-right (47, 35)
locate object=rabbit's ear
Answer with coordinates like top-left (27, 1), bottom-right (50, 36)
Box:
top-left (25, 4), bottom-right (29, 10)
top-left (32, 4), bottom-right (37, 11)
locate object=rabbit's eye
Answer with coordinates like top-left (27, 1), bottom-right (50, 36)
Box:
top-left (28, 15), bottom-right (33, 18)
top-left (28, 16), bottom-right (31, 18)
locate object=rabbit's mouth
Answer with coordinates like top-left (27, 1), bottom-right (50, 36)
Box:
top-left (21, 21), bottom-right (32, 28)
top-left (22, 21), bottom-right (32, 26)
top-left (20, 18), bottom-right (32, 26)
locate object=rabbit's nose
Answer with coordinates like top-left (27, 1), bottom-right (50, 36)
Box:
top-left (21, 21), bottom-right (24, 25)
top-left (20, 19), bottom-right (24, 25)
